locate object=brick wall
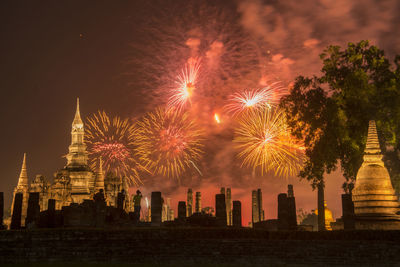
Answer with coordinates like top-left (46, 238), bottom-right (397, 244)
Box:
top-left (0, 229), bottom-right (399, 265)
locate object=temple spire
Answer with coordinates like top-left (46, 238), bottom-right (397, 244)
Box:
top-left (73, 98), bottom-right (83, 126)
top-left (365, 120), bottom-right (381, 155)
top-left (67, 98), bottom-right (88, 167)
top-left (363, 120), bottom-right (384, 165)
top-left (17, 153), bottom-right (28, 188)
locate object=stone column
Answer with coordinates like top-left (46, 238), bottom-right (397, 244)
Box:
top-left (151, 192), bottom-right (162, 226)
top-left (257, 189), bottom-right (264, 221)
top-left (287, 197), bottom-right (297, 230)
top-left (178, 201), bottom-right (186, 219)
top-left (186, 189), bottom-right (193, 217)
top-left (11, 193), bottom-right (23, 229)
top-left (317, 183), bottom-right (326, 231)
top-left (0, 192), bottom-right (3, 229)
top-left (215, 194), bottom-right (227, 227)
top-left (25, 192), bottom-right (40, 228)
top-left (195, 192), bottom-right (201, 213)
top-left (117, 192), bottom-right (125, 210)
top-left (226, 188), bottom-right (232, 226)
top-left (47, 199), bottom-right (56, 228)
top-left (287, 185), bottom-right (297, 230)
top-left (277, 193), bottom-right (289, 230)
top-left (341, 194), bottom-right (355, 230)
top-left (251, 190), bottom-right (259, 225)
top-left (232, 200), bottom-right (241, 227)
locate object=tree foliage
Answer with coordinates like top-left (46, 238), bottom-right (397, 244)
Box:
top-left (281, 40), bottom-right (400, 192)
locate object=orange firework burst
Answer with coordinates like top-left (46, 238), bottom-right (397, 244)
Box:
top-left (85, 111), bottom-right (147, 186)
top-left (234, 107), bottom-right (304, 177)
top-left (225, 83), bottom-right (287, 116)
top-left (134, 108), bottom-right (204, 178)
top-left (168, 57), bottom-right (201, 111)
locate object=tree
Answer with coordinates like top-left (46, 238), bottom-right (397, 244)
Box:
top-left (281, 41), bottom-right (400, 230)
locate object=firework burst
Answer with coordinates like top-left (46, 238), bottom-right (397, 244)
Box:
top-left (168, 57), bottom-right (201, 111)
top-left (225, 83), bottom-right (287, 116)
top-left (134, 108), bottom-right (204, 178)
top-left (234, 107), bottom-right (304, 177)
top-left (85, 110), bottom-right (146, 186)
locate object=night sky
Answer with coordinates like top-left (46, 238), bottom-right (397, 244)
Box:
top-left (1, 0), bottom-right (399, 225)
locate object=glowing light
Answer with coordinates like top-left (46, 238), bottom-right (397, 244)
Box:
top-left (233, 107), bottom-right (304, 177)
top-left (225, 83), bottom-right (287, 116)
top-left (134, 108), bottom-right (204, 178)
top-left (214, 113), bottom-right (221, 124)
top-left (85, 110), bottom-right (147, 186)
top-left (168, 57), bottom-right (201, 111)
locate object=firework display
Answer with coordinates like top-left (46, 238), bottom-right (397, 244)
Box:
top-left (133, 108), bottom-right (204, 178)
top-left (234, 107), bottom-right (304, 177)
top-left (92, 1), bottom-right (306, 184)
top-left (225, 83), bottom-right (288, 117)
top-left (85, 110), bottom-right (146, 186)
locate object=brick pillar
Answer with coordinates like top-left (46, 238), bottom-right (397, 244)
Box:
top-left (317, 184), bottom-right (326, 231)
top-left (251, 190), bottom-right (259, 225)
top-left (195, 192), bottom-right (201, 213)
top-left (341, 194), bottom-right (355, 230)
top-left (215, 194), bottom-right (227, 227)
top-left (117, 192), bottom-right (125, 210)
top-left (178, 201), bottom-right (186, 219)
top-left (232, 200), bottom-right (242, 227)
top-left (0, 192), bottom-right (4, 229)
top-left (47, 199), bottom-right (56, 228)
top-left (151, 192), bottom-right (162, 226)
top-left (25, 192), bottom-right (40, 227)
top-left (277, 193), bottom-right (289, 230)
top-left (186, 189), bottom-right (193, 217)
top-left (11, 193), bottom-right (23, 229)
top-left (287, 196), bottom-right (297, 230)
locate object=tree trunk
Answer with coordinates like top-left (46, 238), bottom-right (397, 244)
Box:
top-left (317, 183), bottom-right (325, 231)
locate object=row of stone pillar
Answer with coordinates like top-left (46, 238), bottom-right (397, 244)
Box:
top-left (9, 192), bottom-right (56, 229)
top-left (215, 194), bottom-right (242, 227)
top-left (150, 192), bottom-right (242, 227)
top-left (0, 191), bottom-right (356, 230)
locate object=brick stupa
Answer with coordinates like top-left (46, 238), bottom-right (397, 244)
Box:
top-left (352, 120), bottom-right (400, 230)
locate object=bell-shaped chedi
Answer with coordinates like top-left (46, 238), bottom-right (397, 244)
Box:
top-left (352, 120), bottom-right (400, 230)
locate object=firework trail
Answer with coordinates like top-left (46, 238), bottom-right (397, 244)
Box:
top-left (134, 108), bottom-right (204, 179)
top-left (168, 57), bottom-right (201, 111)
top-left (85, 110), bottom-right (147, 186)
top-left (234, 107), bottom-right (304, 177)
top-left (214, 113), bottom-right (221, 124)
top-left (225, 83), bottom-right (288, 117)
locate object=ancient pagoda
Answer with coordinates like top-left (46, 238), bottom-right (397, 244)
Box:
top-left (64, 98), bottom-right (95, 203)
top-left (352, 120), bottom-right (400, 230)
top-left (11, 153), bottom-right (29, 226)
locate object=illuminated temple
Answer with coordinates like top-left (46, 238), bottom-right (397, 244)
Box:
top-left (11, 99), bottom-right (130, 225)
top-left (352, 120), bottom-right (400, 230)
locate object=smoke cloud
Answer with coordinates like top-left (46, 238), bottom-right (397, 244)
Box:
top-left (238, 0), bottom-right (400, 79)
